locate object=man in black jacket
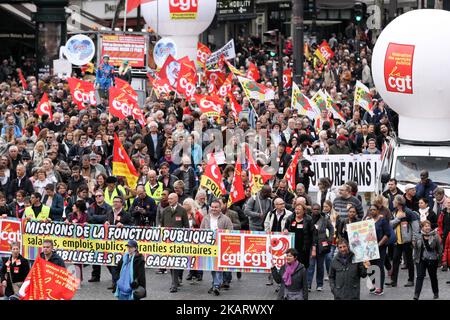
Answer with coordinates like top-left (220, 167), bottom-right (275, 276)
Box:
top-left (173, 157), bottom-right (196, 197)
top-left (8, 164), bottom-right (34, 202)
top-left (274, 142), bottom-right (292, 182)
top-left (104, 196), bottom-right (132, 289)
top-left (144, 121), bottom-right (164, 165)
top-left (329, 239), bottom-right (369, 300)
top-left (382, 178), bottom-right (404, 212)
top-left (161, 193), bottom-right (189, 293)
top-left (87, 190), bottom-right (113, 282)
top-left (158, 162), bottom-right (178, 193)
top-left (40, 239), bottom-right (65, 268)
top-left (130, 185), bottom-right (157, 226)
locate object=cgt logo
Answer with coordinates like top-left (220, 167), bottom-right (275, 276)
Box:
top-left (384, 43), bottom-right (415, 94)
top-left (169, 0), bottom-right (198, 11)
top-left (0, 221), bottom-right (22, 252)
top-left (111, 98), bottom-right (134, 117)
top-left (200, 98), bottom-right (221, 113)
top-left (197, 49), bottom-right (210, 64)
top-left (74, 89), bottom-right (96, 105)
top-left (179, 77), bottom-right (196, 97)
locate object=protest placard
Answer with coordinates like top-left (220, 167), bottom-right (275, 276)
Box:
top-left (206, 39), bottom-right (236, 66)
top-left (347, 220), bottom-right (380, 263)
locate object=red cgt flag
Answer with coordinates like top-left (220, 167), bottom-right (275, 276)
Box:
top-left (283, 68), bottom-right (293, 89)
top-left (115, 77), bottom-right (138, 101)
top-left (283, 149), bottom-right (302, 191)
top-left (194, 94), bottom-right (224, 118)
top-left (218, 73), bottom-right (233, 98)
top-left (206, 69), bottom-right (227, 89)
top-left (245, 144), bottom-right (272, 195)
top-left (176, 59), bottom-right (197, 99)
top-left (246, 62), bottom-right (260, 82)
top-left (20, 256), bottom-right (79, 300)
top-left (36, 92), bottom-right (53, 120)
top-left (109, 86), bottom-right (146, 126)
top-left (227, 161), bottom-right (246, 207)
top-left (196, 42), bottom-right (212, 69)
top-left (67, 77), bottom-right (97, 110)
top-left (200, 153), bottom-right (226, 198)
top-left (227, 92), bottom-right (242, 121)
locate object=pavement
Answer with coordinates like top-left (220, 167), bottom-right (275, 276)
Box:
top-left (73, 265), bottom-right (450, 300)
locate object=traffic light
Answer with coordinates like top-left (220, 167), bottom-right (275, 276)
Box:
top-left (263, 29), bottom-right (280, 57)
top-left (354, 2), bottom-right (367, 23)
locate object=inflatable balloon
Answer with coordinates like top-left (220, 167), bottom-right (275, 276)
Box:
top-left (141, 0), bottom-right (216, 63)
top-left (372, 9), bottom-right (450, 142)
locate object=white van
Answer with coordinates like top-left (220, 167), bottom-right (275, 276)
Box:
top-left (377, 139), bottom-right (450, 196)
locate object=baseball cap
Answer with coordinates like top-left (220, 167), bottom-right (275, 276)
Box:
top-left (404, 183), bottom-right (416, 191)
top-left (126, 240), bottom-right (138, 248)
top-left (336, 135), bottom-right (348, 141)
top-left (103, 54), bottom-right (110, 59)
top-left (123, 60), bottom-right (129, 65)
top-left (89, 152), bottom-right (97, 160)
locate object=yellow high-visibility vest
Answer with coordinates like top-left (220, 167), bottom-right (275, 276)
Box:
top-left (24, 205), bottom-right (50, 221)
top-left (104, 185), bottom-right (127, 209)
top-left (144, 181), bottom-right (163, 204)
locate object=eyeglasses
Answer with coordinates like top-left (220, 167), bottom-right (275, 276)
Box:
top-left (95, 195), bottom-right (103, 198)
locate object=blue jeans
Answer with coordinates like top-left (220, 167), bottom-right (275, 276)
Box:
top-left (307, 252), bottom-right (326, 288)
top-left (211, 271), bottom-right (223, 289)
top-left (325, 245), bottom-right (336, 274)
top-left (223, 271), bottom-right (232, 284)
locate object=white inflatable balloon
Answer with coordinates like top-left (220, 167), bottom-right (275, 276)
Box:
top-left (372, 9), bottom-right (450, 142)
top-left (141, 0), bottom-right (216, 63)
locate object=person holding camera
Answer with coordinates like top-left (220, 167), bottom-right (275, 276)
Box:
top-left (130, 185), bottom-right (157, 226)
top-left (113, 240), bottom-right (146, 300)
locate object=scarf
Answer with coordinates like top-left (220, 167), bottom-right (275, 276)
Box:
top-left (115, 253), bottom-right (135, 300)
top-left (282, 260), bottom-right (299, 287)
top-left (419, 207), bottom-right (430, 222)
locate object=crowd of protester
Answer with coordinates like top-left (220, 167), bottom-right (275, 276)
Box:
top-left (0, 22), bottom-right (449, 300)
